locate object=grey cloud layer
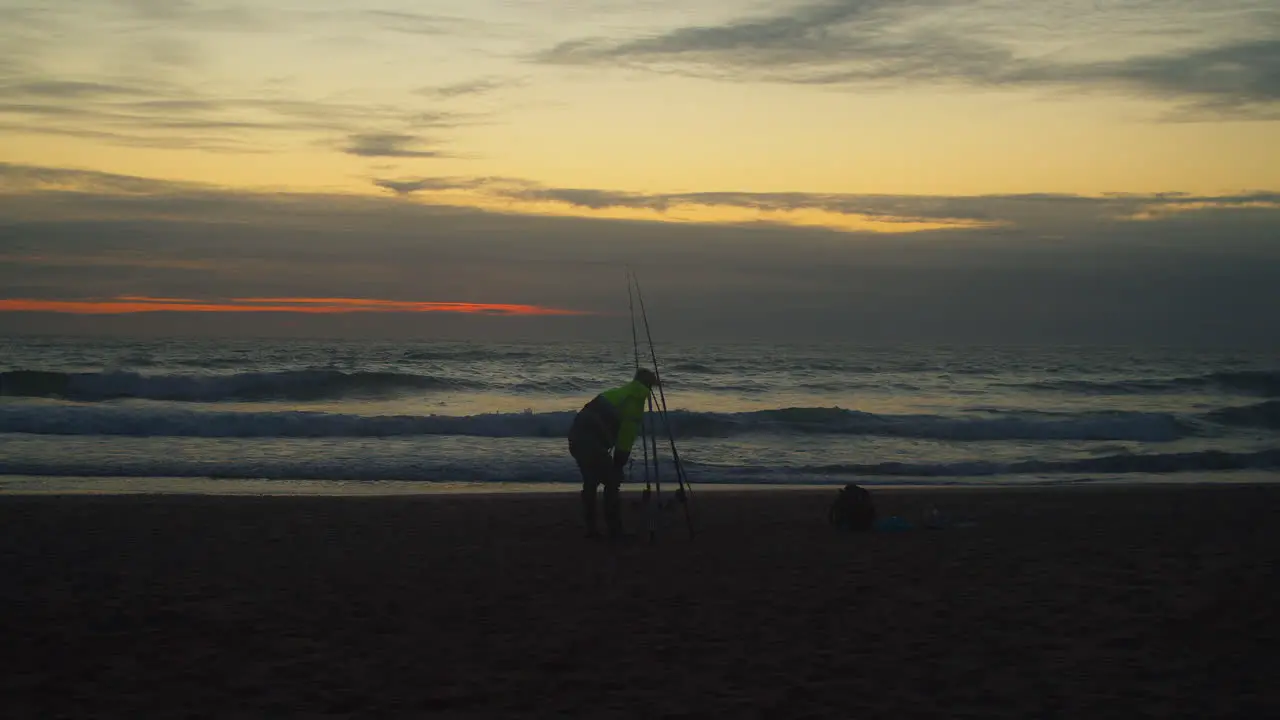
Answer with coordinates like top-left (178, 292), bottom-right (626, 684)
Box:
top-left (343, 134), bottom-right (447, 158)
top-left (0, 163), bottom-right (209, 195)
top-left (373, 174), bottom-right (1280, 227)
top-left (8, 163), bottom-right (1276, 237)
top-left (535, 0), bottom-right (1280, 117)
top-left (3, 162), bottom-right (1277, 345)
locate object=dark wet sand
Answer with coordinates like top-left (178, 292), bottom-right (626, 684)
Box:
top-left (2, 484), bottom-right (1278, 718)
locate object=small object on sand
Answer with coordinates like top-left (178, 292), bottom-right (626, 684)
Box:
top-left (873, 516), bottom-right (915, 532)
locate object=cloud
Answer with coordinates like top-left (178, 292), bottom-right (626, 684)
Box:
top-left (0, 73), bottom-right (474, 153)
top-left (0, 79), bottom-right (412, 130)
top-left (534, 0), bottom-right (1020, 82)
top-left (0, 163), bottom-right (501, 232)
top-left (417, 77), bottom-right (525, 99)
top-left (373, 177), bottom-right (480, 195)
top-left (372, 173), bottom-right (1280, 228)
top-left (372, 175), bottom-right (529, 196)
top-left (7, 81), bottom-right (146, 98)
top-left (0, 3), bottom-right (484, 153)
top-left (534, 0), bottom-right (1280, 117)
top-left (1006, 38), bottom-right (1280, 114)
top-left (5, 161), bottom-right (1279, 248)
top-left (0, 162), bottom-right (209, 195)
top-left (405, 111), bottom-right (472, 128)
top-left (0, 120), bottom-right (270, 154)
top-left (5, 162), bottom-right (1279, 241)
top-left (342, 133), bottom-right (446, 158)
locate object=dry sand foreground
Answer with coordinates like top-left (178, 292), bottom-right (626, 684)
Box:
top-left (1, 484), bottom-right (1277, 718)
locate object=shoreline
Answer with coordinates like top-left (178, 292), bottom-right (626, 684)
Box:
top-left (1, 470), bottom-right (1277, 496)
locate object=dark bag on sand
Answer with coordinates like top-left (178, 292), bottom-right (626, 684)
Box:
top-left (828, 483), bottom-right (875, 532)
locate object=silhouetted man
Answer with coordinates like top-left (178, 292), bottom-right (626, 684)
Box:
top-left (567, 367), bottom-right (657, 539)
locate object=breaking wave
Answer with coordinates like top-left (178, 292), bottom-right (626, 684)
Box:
top-left (0, 404), bottom-right (1195, 442)
top-left (1205, 400), bottom-right (1280, 429)
top-left (0, 369), bottom-right (612, 402)
top-left (0, 369), bottom-right (475, 402)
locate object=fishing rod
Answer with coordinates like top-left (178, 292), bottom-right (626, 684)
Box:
top-left (629, 269), bottom-right (695, 539)
top-left (647, 392), bottom-right (661, 541)
top-left (627, 270), bottom-right (657, 542)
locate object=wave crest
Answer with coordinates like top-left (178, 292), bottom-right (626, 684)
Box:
top-left (1206, 400), bottom-right (1280, 429)
top-left (1014, 370), bottom-right (1280, 397)
top-left (0, 404), bottom-right (1193, 442)
top-left (0, 369), bottom-right (469, 402)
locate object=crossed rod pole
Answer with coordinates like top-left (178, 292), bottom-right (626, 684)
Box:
top-left (627, 268), bottom-right (695, 541)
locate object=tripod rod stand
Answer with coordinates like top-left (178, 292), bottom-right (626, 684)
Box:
top-left (626, 268), bottom-right (694, 540)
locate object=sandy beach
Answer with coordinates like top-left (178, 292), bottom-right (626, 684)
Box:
top-left (2, 483), bottom-right (1277, 718)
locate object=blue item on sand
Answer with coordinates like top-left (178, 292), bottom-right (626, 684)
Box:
top-left (873, 515), bottom-right (915, 532)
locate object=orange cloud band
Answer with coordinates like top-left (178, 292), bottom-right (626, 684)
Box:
top-left (0, 296), bottom-right (593, 316)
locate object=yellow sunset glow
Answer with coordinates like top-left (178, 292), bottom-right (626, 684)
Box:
top-left (1, 0), bottom-right (1276, 234)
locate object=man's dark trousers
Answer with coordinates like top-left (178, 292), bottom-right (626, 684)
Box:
top-left (567, 417), bottom-right (622, 537)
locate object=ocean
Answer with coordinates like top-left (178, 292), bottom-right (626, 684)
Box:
top-left (1, 336), bottom-right (1277, 493)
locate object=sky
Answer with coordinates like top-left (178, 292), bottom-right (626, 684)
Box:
top-left (1, 0), bottom-right (1278, 345)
